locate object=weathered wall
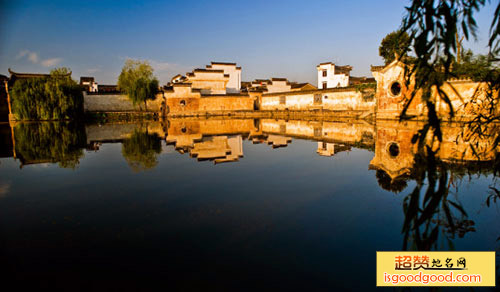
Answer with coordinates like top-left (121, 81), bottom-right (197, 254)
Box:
top-left (266, 80), bottom-right (292, 93)
top-left (166, 118), bottom-right (256, 149)
top-left (261, 88), bottom-right (375, 112)
top-left (199, 97), bottom-right (254, 111)
top-left (83, 92), bottom-right (163, 112)
top-left (167, 96), bottom-right (254, 115)
top-left (369, 120), bottom-right (500, 179)
top-left (372, 60), bottom-right (499, 120)
top-left (260, 119), bottom-right (375, 145)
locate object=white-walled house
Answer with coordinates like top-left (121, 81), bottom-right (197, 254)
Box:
top-left (206, 62), bottom-right (241, 93)
top-left (317, 62), bottom-right (352, 89)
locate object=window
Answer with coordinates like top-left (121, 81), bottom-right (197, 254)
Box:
top-left (279, 96), bottom-right (286, 105)
top-left (322, 82), bottom-right (327, 89)
top-left (314, 127), bottom-right (322, 137)
top-left (322, 70), bottom-right (327, 77)
top-left (390, 81), bottom-right (402, 96)
top-left (314, 94), bottom-right (322, 104)
top-left (388, 143), bottom-right (400, 157)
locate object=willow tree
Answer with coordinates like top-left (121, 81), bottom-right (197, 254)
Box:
top-left (117, 59), bottom-right (159, 111)
top-left (10, 67), bottom-right (83, 120)
top-left (396, 0), bottom-right (500, 251)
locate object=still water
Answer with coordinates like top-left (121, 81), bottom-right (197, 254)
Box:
top-left (0, 119), bottom-right (498, 290)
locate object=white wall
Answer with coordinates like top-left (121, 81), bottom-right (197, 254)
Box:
top-left (209, 64), bottom-right (241, 93)
top-left (317, 64), bottom-right (349, 89)
top-left (266, 80), bottom-right (292, 93)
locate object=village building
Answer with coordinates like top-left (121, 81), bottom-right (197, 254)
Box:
top-left (170, 74), bottom-right (187, 84)
top-left (290, 82), bottom-right (317, 91)
top-left (0, 74), bottom-right (8, 122)
top-left (370, 59), bottom-right (498, 120)
top-left (184, 69), bottom-right (229, 95)
top-left (243, 78), bottom-right (293, 93)
top-left (80, 77), bottom-right (98, 92)
top-left (242, 79), bottom-right (316, 93)
top-left (317, 62), bottom-right (352, 89)
top-left (205, 62), bottom-right (242, 93)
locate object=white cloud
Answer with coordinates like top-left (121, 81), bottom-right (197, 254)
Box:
top-left (16, 49), bottom-right (39, 64)
top-left (16, 50), bottom-right (29, 59)
top-left (149, 60), bottom-right (192, 83)
top-left (41, 58), bottom-right (62, 67)
top-left (87, 68), bottom-right (101, 74)
top-left (150, 60), bottom-right (177, 72)
top-left (16, 49), bottom-right (63, 67)
top-left (28, 52), bottom-right (39, 63)
top-left (116, 56), bottom-right (192, 84)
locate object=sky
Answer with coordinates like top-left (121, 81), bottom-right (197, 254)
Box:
top-left (0, 0), bottom-right (496, 85)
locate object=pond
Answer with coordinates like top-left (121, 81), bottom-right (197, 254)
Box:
top-left (0, 119), bottom-right (498, 290)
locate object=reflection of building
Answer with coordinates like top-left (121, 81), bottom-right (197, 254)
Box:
top-left (369, 121), bottom-right (416, 180)
top-left (316, 142), bottom-right (351, 157)
top-left (0, 123), bottom-right (13, 158)
top-left (190, 135), bottom-right (244, 163)
top-left (369, 120), bottom-right (500, 182)
top-left (265, 135), bottom-right (292, 148)
top-left (165, 119), bottom-right (254, 164)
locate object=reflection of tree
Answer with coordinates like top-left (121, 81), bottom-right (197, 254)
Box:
top-left (401, 148), bottom-right (470, 251)
top-left (375, 170), bottom-right (409, 194)
top-left (14, 122), bottom-right (86, 168)
top-left (121, 129), bottom-right (161, 172)
top-left (393, 1), bottom-right (500, 251)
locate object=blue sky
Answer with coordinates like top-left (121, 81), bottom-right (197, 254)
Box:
top-left (0, 0), bottom-right (496, 85)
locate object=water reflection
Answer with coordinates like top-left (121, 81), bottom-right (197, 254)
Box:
top-left (122, 129), bottom-right (162, 172)
top-left (0, 117), bottom-right (498, 289)
top-left (8, 121), bottom-right (86, 168)
top-left (3, 118), bottom-right (498, 173)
